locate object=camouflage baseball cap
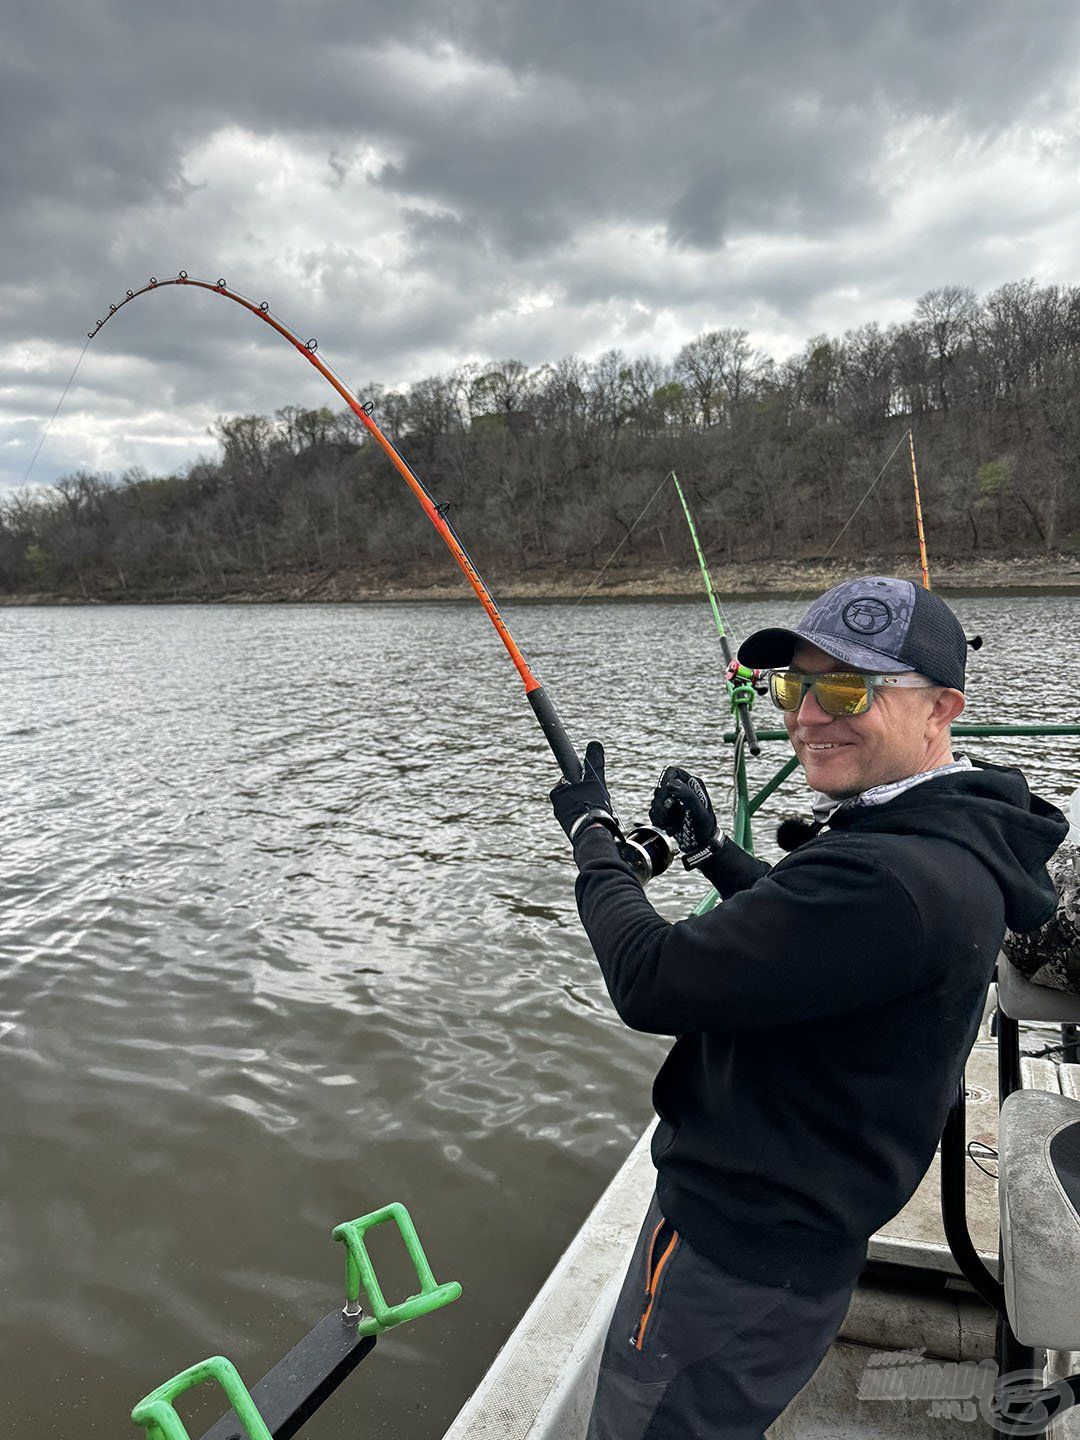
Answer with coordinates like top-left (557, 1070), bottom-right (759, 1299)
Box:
top-left (738, 577), bottom-right (967, 691)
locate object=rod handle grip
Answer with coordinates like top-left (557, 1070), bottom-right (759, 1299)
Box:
top-left (527, 686), bottom-right (582, 782)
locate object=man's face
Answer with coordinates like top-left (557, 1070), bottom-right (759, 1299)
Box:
top-left (783, 640), bottom-right (958, 798)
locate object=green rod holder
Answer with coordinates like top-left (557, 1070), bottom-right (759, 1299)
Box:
top-left (333, 1202), bottom-right (462, 1338)
top-left (132, 1202), bottom-right (459, 1437)
top-left (131, 1355), bottom-right (271, 1440)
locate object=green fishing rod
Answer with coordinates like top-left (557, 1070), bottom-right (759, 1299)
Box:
top-left (670, 472), bottom-right (761, 756)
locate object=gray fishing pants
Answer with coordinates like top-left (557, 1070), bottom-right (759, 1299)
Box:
top-left (586, 1193), bottom-right (858, 1440)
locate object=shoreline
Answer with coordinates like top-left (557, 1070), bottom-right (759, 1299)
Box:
top-left (3, 553), bottom-right (1078, 606)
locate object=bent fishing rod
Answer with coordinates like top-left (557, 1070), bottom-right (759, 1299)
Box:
top-left (86, 273), bottom-right (673, 880)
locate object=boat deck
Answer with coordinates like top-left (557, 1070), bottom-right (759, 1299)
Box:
top-left (868, 1042), bottom-right (1059, 1276)
top-left (443, 1001), bottom-right (1080, 1439)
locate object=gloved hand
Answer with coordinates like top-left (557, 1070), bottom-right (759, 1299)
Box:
top-left (649, 766), bottom-right (720, 870)
top-left (550, 740), bottom-right (622, 844)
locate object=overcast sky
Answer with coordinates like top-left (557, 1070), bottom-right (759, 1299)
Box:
top-left (4, 0), bottom-right (1080, 491)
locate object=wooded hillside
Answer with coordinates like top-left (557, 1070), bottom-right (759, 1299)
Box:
top-left (3, 279), bottom-right (1077, 598)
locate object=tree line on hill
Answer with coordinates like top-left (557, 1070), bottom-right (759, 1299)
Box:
top-left (2, 278), bottom-right (1077, 598)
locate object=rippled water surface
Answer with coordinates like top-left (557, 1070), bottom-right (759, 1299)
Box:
top-left (2, 595), bottom-right (1078, 1436)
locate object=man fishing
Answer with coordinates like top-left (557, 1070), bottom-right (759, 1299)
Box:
top-left (550, 576), bottom-right (1067, 1440)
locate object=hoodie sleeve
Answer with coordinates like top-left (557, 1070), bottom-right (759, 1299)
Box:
top-left (697, 835), bottom-right (772, 898)
top-left (572, 826), bottom-right (926, 1034)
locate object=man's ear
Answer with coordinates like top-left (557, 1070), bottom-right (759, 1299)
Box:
top-left (930, 687), bottom-right (965, 732)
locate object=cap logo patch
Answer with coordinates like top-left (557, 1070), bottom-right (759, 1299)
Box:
top-left (842, 597), bottom-right (892, 635)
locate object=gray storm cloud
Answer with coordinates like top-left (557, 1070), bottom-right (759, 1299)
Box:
top-left (3, 0), bottom-right (1079, 488)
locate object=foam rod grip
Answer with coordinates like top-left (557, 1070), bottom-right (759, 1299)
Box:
top-left (527, 686), bottom-right (583, 782)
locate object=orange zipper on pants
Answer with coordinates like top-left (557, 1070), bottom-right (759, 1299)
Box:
top-left (634, 1220), bottom-right (679, 1350)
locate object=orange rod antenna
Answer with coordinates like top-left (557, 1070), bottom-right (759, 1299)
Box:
top-left (907, 428), bottom-right (931, 590)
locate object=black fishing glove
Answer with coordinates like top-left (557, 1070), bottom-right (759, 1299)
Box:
top-left (550, 740), bottom-right (622, 844)
top-left (649, 766), bottom-right (721, 870)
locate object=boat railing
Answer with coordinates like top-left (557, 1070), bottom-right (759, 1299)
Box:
top-left (721, 722), bottom-right (1080, 858)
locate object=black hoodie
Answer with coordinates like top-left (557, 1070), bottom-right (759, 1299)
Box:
top-left (572, 761), bottom-right (1067, 1293)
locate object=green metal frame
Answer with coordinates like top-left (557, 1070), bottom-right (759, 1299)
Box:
top-left (723, 722), bottom-right (1080, 862)
top-left (333, 1202), bottom-right (462, 1338)
top-left (694, 719), bottom-right (1080, 916)
top-left (131, 1202), bottom-right (460, 1438)
top-left (131, 1356), bottom-right (273, 1440)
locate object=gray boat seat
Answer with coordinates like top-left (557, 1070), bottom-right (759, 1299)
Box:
top-left (996, 955), bottom-right (1080, 1024)
top-left (999, 1088), bottom-right (1080, 1349)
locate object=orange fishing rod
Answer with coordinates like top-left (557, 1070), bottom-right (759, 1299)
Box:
top-left (907, 428), bottom-right (931, 590)
top-left (905, 427), bottom-right (981, 652)
top-left (87, 272), bottom-right (586, 780)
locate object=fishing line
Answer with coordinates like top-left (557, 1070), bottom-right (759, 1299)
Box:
top-left (572, 470), bottom-right (674, 609)
top-left (669, 471), bottom-right (761, 754)
top-left (669, 472), bottom-right (735, 635)
top-left (85, 272), bottom-right (676, 879)
top-left (18, 336), bottom-right (92, 488)
top-left (789, 427), bottom-right (911, 614)
top-left (87, 274), bottom-right (577, 773)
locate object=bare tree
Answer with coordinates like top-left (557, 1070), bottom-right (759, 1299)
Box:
top-left (915, 286), bottom-right (976, 413)
top-left (5, 279), bottom-right (1078, 598)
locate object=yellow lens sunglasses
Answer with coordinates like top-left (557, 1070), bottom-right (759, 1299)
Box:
top-left (768, 670), bottom-right (936, 717)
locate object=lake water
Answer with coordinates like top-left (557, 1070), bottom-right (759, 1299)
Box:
top-left (2, 594), bottom-right (1078, 1437)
